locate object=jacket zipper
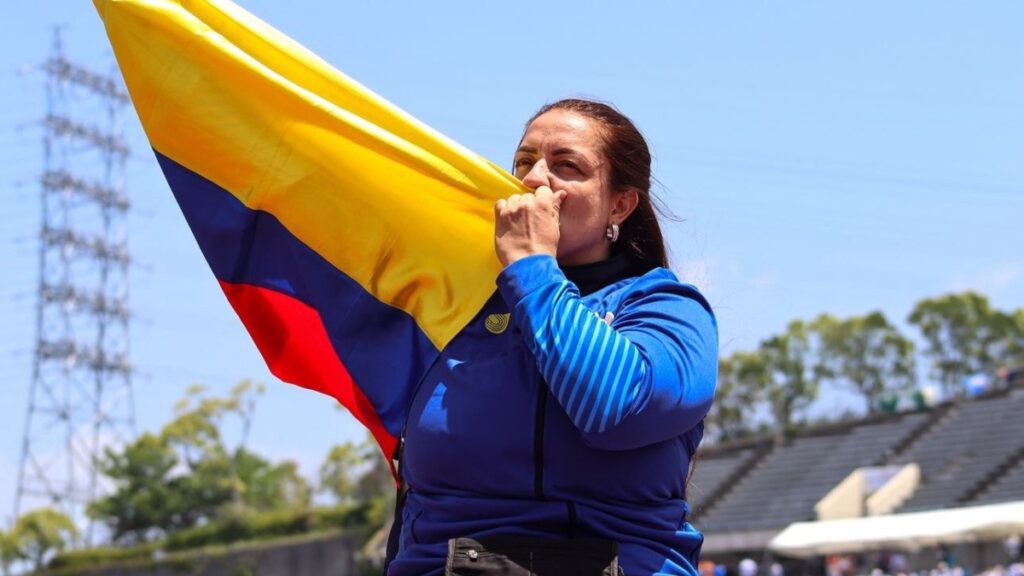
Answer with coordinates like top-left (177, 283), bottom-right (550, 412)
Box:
top-left (566, 501), bottom-right (577, 537)
top-left (533, 384), bottom-right (547, 500)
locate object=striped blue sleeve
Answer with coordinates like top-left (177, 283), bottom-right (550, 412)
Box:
top-left (497, 255), bottom-right (718, 450)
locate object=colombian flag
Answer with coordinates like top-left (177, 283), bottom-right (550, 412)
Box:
top-left (94, 0), bottom-right (526, 470)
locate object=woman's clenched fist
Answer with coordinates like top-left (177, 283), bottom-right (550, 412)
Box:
top-left (494, 185), bottom-right (567, 267)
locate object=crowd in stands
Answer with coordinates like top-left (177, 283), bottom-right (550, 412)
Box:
top-left (698, 557), bottom-right (791, 576)
top-left (696, 535), bottom-right (1022, 576)
top-left (697, 560), bottom-right (1024, 576)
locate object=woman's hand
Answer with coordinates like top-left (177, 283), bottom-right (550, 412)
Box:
top-left (494, 186), bottom-right (567, 267)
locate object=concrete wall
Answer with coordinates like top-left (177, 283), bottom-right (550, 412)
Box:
top-left (59, 532), bottom-right (364, 576)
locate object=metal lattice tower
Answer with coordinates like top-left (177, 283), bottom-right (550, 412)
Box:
top-left (14, 29), bottom-right (135, 536)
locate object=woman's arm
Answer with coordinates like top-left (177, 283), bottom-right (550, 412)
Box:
top-left (497, 254), bottom-right (718, 450)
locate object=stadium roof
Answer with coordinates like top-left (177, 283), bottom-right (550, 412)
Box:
top-left (769, 500), bottom-right (1024, 557)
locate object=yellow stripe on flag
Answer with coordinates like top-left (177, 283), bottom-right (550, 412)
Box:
top-left (94, 0), bottom-right (525, 349)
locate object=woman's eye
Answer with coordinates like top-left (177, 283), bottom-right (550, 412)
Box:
top-left (513, 158), bottom-right (534, 175)
top-left (555, 161), bottom-right (580, 175)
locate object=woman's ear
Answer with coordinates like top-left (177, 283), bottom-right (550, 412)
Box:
top-left (611, 187), bottom-right (640, 224)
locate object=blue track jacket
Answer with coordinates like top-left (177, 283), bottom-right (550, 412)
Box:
top-left (391, 255), bottom-right (718, 576)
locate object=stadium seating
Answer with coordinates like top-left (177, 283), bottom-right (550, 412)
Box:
top-left (693, 412), bottom-right (930, 531)
top-left (688, 446), bottom-right (766, 515)
top-left (972, 451), bottom-right (1024, 505)
top-left (691, 384), bottom-right (1024, 537)
top-left (688, 379), bottom-right (1024, 557)
top-left (892, 387), bottom-right (1024, 511)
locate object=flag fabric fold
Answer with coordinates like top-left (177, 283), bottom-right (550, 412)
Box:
top-left (94, 0), bottom-right (525, 468)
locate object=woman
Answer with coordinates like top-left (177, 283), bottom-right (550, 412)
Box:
top-left (387, 99), bottom-right (718, 576)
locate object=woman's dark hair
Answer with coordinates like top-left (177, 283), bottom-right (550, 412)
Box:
top-left (526, 98), bottom-right (668, 271)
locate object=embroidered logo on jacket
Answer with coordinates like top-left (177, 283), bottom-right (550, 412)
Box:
top-left (484, 313), bottom-right (511, 334)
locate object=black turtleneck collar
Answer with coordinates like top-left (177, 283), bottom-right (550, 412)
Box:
top-left (561, 251), bottom-right (646, 297)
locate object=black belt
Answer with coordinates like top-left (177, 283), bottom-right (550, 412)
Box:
top-left (446, 535), bottom-right (621, 576)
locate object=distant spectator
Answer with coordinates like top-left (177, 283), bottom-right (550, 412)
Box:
top-left (1010, 367), bottom-right (1024, 385)
top-left (889, 553), bottom-right (910, 574)
top-left (770, 561), bottom-right (784, 576)
top-left (964, 373), bottom-right (991, 396)
top-left (936, 544), bottom-right (955, 567)
top-left (740, 558), bottom-right (759, 576)
top-left (1006, 535), bottom-right (1022, 563)
top-left (827, 554), bottom-right (854, 576)
top-left (700, 559), bottom-right (717, 576)
top-left (998, 365), bottom-right (1024, 387)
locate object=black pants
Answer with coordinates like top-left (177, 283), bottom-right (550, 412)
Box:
top-left (445, 536), bottom-right (622, 576)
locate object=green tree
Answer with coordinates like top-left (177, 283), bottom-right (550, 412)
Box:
top-left (162, 382), bottom-right (260, 466)
top-left (233, 449), bottom-right (312, 512)
top-left (1007, 308), bottom-right (1024, 367)
top-left (354, 446), bottom-right (392, 503)
top-left (814, 312), bottom-right (916, 413)
top-left (161, 381), bottom-right (266, 518)
top-left (355, 444), bottom-right (395, 529)
top-left (0, 528), bottom-right (20, 576)
top-left (362, 453), bottom-right (397, 528)
top-left (319, 441), bottom-right (369, 504)
top-left (9, 508), bottom-right (78, 571)
top-left (87, 432), bottom-right (185, 543)
top-left (746, 321), bottom-right (821, 440)
top-left (706, 352), bottom-right (761, 442)
top-left (908, 292), bottom-right (1016, 396)
top-left (90, 381), bottom-right (305, 543)
top-left (319, 435), bottom-right (394, 528)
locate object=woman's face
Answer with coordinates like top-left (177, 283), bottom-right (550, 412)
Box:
top-left (513, 109), bottom-right (636, 266)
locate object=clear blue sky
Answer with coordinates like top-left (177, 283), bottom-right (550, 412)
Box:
top-left (1, 1), bottom-right (1022, 524)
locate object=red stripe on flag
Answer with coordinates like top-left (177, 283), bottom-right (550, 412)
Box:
top-left (219, 280), bottom-right (399, 480)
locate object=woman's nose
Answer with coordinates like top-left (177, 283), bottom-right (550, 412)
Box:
top-left (521, 159), bottom-right (550, 189)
